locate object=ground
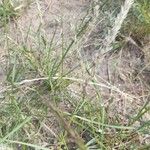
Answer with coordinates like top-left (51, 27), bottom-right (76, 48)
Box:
top-left (0, 0), bottom-right (149, 149)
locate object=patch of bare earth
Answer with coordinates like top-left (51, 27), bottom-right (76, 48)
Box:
top-left (0, 0), bottom-right (150, 147)
top-left (0, 0), bottom-right (90, 91)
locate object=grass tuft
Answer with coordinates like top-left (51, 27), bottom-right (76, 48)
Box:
top-left (0, 0), bottom-right (149, 149)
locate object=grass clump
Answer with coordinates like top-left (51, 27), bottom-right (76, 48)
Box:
top-left (0, 0), bottom-right (150, 149)
top-left (0, 0), bottom-right (18, 27)
top-left (123, 0), bottom-right (150, 37)
top-left (0, 0), bottom-right (30, 27)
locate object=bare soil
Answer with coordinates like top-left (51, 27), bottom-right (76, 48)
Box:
top-left (0, 0), bottom-right (149, 123)
top-left (0, 0), bottom-right (150, 146)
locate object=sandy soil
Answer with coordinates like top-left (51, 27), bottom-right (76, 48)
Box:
top-left (0, 0), bottom-right (90, 87)
top-left (0, 0), bottom-right (149, 140)
top-left (0, 0), bottom-right (150, 148)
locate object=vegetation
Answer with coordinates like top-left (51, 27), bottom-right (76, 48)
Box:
top-left (124, 0), bottom-right (150, 37)
top-left (0, 0), bottom-right (149, 149)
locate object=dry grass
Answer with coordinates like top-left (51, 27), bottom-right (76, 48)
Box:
top-left (103, 0), bottom-right (134, 53)
top-left (0, 0), bottom-right (149, 149)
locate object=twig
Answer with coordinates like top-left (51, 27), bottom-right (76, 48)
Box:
top-left (1, 76), bottom-right (138, 100)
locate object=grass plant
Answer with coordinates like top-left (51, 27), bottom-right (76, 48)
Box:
top-left (0, 0), bottom-right (149, 149)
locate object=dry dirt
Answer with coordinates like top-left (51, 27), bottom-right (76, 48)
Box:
top-left (0, 0), bottom-right (150, 145)
top-left (0, 0), bottom-right (90, 88)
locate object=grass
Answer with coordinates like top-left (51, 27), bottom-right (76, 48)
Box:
top-left (0, 0), bottom-right (18, 27)
top-left (0, 0), bottom-right (150, 149)
top-left (122, 0), bottom-right (150, 37)
top-left (0, 0), bottom-right (30, 27)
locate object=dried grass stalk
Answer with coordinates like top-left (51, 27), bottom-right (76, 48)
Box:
top-left (102, 0), bottom-right (134, 53)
